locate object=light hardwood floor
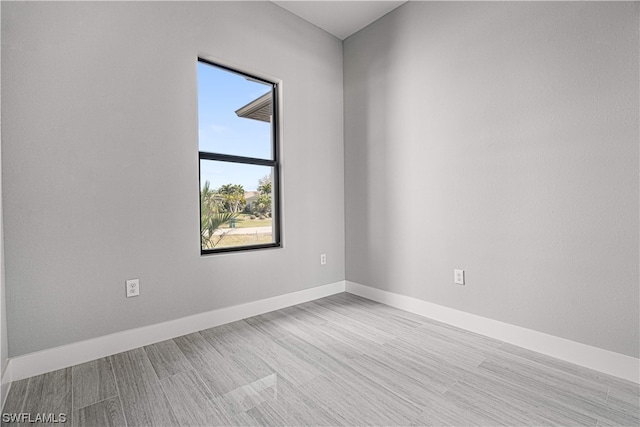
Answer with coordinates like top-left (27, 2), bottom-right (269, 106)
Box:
top-left (2, 293), bottom-right (638, 426)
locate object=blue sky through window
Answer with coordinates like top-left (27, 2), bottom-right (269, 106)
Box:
top-left (198, 62), bottom-right (272, 191)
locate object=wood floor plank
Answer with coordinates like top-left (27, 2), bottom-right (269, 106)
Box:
top-left (109, 348), bottom-right (179, 426)
top-left (200, 328), bottom-right (280, 387)
top-left (598, 383), bottom-right (640, 427)
top-left (482, 350), bottom-right (610, 404)
top-left (1, 378), bottom-right (29, 427)
top-left (313, 296), bottom-right (418, 336)
top-left (478, 357), bottom-right (616, 423)
top-left (596, 405), bottom-right (640, 427)
top-left (21, 368), bottom-right (72, 426)
top-left (73, 396), bottom-right (126, 427)
top-left (495, 343), bottom-right (639, 425)
top-left (244, 312), bottom-right (292, 341)
top-left (198, 320), bottom-right (260, 352)
top-left (405, 320), bottom-right (502, 355)
top-left (316, 320), bottom-right (387, 357)
top-left (212, 372), bottom-right (282, 416)
top-left (241, 324), bottom-right (323, 386)
top-left (276, 333), bottom-right (422, 424)
top-left (199, 317), bottom-right (323, 388)
top-left (323, 293), bottom-right (386, 313)
top-left (380, 340), bottom-right (473, 391)
top-left (498, 341), bottom-right (631, 389)
top-left (279, 305), bottom-right (329, 326)
top-left (410, 388), bottom-right (513, 427)
top-left (71, 357), bottom-right (118, 410)
top-left (326, 293), bottom-right (427, 331)
top-left (19, 375), bottom-right (44, 419)
top-left (350, 350), bottom-right (459, 398)
top-left (2, 378), bottom-right (28, 414)
top-left (606, 385), bottom-right (640, 419)
top-left (367, 303), bottom-right (434, 327)
top-left (385, 332), bottom-right (486, 374)
top-left (303, 301), bottom-right (397, 344)
top-left (246, 312), bottom-right (360, 370)
top-left (299, 372), bottom-right (420, 426)
top-left (417, 316), bottom-right (504, 349)
top-left (280, 319), bottom-right (363, 361)
top-left (458, 365), bottom-right (599, 426)
top-left (143, 339), bottom-right (192, 379)
top-left (224, 411), bottom-right (263, 426)
top-left (159, 369), bottom-right (234, 426)
top-left (444, 377), bottom-right (554, 426)
top-left (274, 332), bottom-right (353, 377)
top-left (400, 331), bottom-right (493, 370)
top-left (283, 303), bottom-right (400, 362)
top-left (244, 402), bottom-right (288, 426)
top-left (173, 332), bottom-right (258, 400)
top-left (246, 376), bottom-right (341, 426)
top-left (607, 379), bottom-right (640, 408)
top-left (199, 320), bottom-right (274, 363)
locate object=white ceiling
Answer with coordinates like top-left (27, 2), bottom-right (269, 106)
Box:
top-left (272, 1), bottom-right (407, 40)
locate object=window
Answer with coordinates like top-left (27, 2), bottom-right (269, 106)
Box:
top-left (197, 59), bottom-right (280, 254)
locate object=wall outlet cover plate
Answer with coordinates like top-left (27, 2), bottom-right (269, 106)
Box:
top-left (454, 269), bottom-right (465, 285)
top-left (126, 279), bottom-right (140, 297)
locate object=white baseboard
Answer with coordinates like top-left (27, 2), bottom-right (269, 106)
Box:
top-left (346, 281), bottom-right (639, 384)
top-left (10, 279), bottom-right (637, 386)
top-left (10, 281), bottom-right (346, 382)
top-left (1, 360), bottom-right (10, 410)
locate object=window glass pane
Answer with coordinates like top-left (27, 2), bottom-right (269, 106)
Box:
top-left (198, 62), bottom-right (273, 159)
top-left (200, 160), bottom-right (275, 251)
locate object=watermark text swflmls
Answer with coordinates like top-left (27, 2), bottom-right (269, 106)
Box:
top-left (1, 413), bottom-right (67, 423)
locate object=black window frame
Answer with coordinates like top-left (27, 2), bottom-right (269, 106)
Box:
top-left (198, 58), bottom-right (281, 255)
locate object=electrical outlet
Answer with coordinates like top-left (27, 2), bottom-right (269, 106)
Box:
top-left (126, 279), bottom-right (140, 297)
top-left (320, 253), bottom-right (327, 265)
top-left (454, 269), bottom-right (465, 285)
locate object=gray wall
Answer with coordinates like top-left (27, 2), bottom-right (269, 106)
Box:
top-left (344, 2), bottom-right (639, 357)
top-left (1, 107), bottom-right (7, 376)
top-left (0, 0), bottom-right (8, 375)
top-left (2, 1), bottom-right (345, 357)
